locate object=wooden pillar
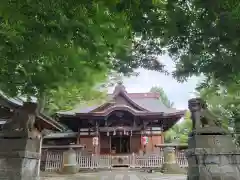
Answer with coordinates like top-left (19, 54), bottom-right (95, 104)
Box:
top-left (76, 128), bottom-right (80, 144)
top-left (130, 130), bottom-right (132, 153)
top-left (131, 116), bottom-right (135, 153)
top-left (150, 120), bottom-right (153, 152)
top-left (142, 120), bottom-right (147, 154)
top-left (98, 132), bottom-right (100, 154)
top-left (161, 120), bottom-right (164, 144)
top-left (94, 120), bottom-right (100, 154)
top-left (109, 132), bottom-right (111, 154)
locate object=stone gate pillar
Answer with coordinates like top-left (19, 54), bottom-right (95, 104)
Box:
top-left (0, 102), bottom-right (41, 180)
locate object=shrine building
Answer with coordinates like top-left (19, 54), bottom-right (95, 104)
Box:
top-left (44, 83), bottom-right (186, 155)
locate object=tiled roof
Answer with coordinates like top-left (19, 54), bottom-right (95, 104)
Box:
top-left (131, 97), bottom-right (178, 113)
top-left (57, 86), bottom-right (183, 115)
top-left (58, 105), bottom-right (99, 114)
top-left (128, 92), bottom-right (160, 99)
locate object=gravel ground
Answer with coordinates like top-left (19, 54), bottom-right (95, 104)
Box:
top-left (40, 170), bottom-right (187, 180)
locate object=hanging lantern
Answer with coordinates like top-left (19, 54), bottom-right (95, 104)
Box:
top-left (113, 130), bottom-right (116, 136)
top-left (92, 137), bottom-right (99, 146)
top-left (141, 136), bottom-right (148, 145)
top-left (107, 131), bottom-right (109, 136)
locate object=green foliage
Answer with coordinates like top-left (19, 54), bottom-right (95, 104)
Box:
top-left (197, 80), bottom-right (240, 145)
top-left (0, 1), bottom-right (126, 95)
top-left (160, 1), bottom-right (240, 84)
top-left (150, 86), bottom-right (174, 108)
top-left (164, 111), bottom-right (192, 143)
top-left (3, 0), bottom-right (240, 115)
top-left (149, 86), bottom-right (191, 143)
top-left (0, 0), bottom-right (167, 98)
top-left (101, 71), bottom-right (139, 89)
top-left (44, 82), bottom-right (107, 115)
top-left (1, 0), bottom-right (240, 99)
top-left (114, 0), bottom-right (240, 84)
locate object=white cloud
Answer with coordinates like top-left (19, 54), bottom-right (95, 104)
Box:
top-left (109, 54), bottom-right (202, 110)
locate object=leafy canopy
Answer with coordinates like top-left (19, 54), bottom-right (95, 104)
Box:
top-left (197, 80), bottom-right (240, 145)
top-left (43, 82), bottom-right (107, 115)
top-left (150, 86), bottom-right (174, 108)
top-left (164, 111), bottom-right (192, 143)
top-left (0, 0), bottom-right (165, 98)
top-left (2, 0), bottom-right (239, 104)
top-left (117, 0), bottom-right (240, 84)
top-left (160, 1), bottom-right (240, 84)
top-left (148, 86), bottom-right (191, 143)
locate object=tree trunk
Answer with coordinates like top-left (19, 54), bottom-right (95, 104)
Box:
top-left (37, 92), bottom-right (46, 114)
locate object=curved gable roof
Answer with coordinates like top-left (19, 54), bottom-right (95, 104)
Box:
top-left (57, 83), bottom-right (186, 117)
top-left (90, 83), bottom-right (148, 113)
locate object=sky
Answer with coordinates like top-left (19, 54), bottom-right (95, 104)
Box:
top-left (109, 54), bottom-right (201, 110)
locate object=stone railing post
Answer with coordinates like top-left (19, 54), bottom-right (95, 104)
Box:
top-left (161, 147), bottom-right (185, 174)
top-left (62, 147), bottom-right (78, 174)
top-left (163, 147), bottom-right (176, 164)
top-left (131, 152), bottom-right (136, 168)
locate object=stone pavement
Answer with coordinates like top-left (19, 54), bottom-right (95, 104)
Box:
top-left (41, 170), bottom-right (187, 180)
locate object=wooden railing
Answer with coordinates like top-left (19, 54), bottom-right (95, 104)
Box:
top-left (176, 150), bottom-right (188, 168)
top-left (43, 150), bottom-right (63, 172)
top-left (42, 150), bottom-right (188, 172)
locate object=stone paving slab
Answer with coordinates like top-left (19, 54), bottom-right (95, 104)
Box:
top-left (40, 171), bottom-right (187, 180)
top-left (145, 174), bottom-right (186, 180)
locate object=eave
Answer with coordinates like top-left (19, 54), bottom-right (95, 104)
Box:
top-left (58, 107), bottom-right (186, 119)
top-left (38, 113), bottom-right (67, 132)
top-left (0, 94), bottom-right (66, 132)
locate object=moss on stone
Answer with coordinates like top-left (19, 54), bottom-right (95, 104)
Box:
top-left (161, 163), bottom-right (186, 174)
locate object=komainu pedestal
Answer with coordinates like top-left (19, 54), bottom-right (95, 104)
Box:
top-left (187, 98), bottom-right (240, 180)
top-left (0, 102), bottom-right (41, 180)
top-left (0, 132), bottom-right (41, 180)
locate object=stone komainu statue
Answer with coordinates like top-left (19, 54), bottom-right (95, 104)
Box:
top-left (189, 98), bottom-right (221, 130)
top-left (200, 108), bottom-right (222, 127)
top-left (3, 102), bottom-right (37, 133)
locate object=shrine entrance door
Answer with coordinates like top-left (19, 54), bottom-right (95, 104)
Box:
top-left (111, 136), bottom-right (130, 154)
